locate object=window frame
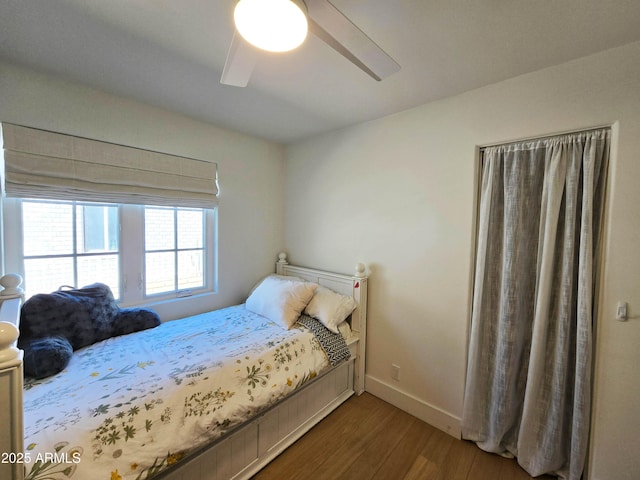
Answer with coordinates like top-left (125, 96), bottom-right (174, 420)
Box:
top-left (1, 197), bottom-right (217, 308)
top-left (143, 205), bottom-right (207, 298)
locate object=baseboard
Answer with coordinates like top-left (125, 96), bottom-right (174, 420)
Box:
top-left (365, 375), bottom-right (462, 439)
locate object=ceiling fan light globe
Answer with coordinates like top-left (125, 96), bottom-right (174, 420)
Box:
top-left (234, 0), bottom-right (308, 52)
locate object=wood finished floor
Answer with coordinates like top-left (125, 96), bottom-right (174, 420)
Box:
top-left (252, 392), bottom-right (555, 480)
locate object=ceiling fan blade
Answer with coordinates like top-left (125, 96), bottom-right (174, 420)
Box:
top-left (305, 0), bottom-right (400, 81)
top-left (220, 31), bottom-right (258, 87)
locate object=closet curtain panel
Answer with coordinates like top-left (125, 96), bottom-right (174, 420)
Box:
top-left (1, 123), bottom-right (218, 208)
top-left (461, 128), bottom-right (609, 480)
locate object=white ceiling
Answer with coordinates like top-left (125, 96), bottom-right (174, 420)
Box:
top-left (1, 0), bottom-right (640, 144)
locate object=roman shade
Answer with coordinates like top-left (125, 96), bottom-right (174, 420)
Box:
top-left (1, 123), bottom-right (219, 208)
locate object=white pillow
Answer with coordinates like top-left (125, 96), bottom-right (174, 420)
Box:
top-left (304, 286), bottom-right (357, 333)
top-left (337, 320), bottom-right (352, 340)
top-left (248, 274), bottom-right (304, 296)
top-left (246, 276), bottom-right (317, 329)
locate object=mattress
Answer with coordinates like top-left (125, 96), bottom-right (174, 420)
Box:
top-left (22, 304), bottom-right (345, 480)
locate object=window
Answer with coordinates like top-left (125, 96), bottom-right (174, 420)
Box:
top-left (3, 198), bottom-right (216, 303)
top-left (1, 124), bottom-right (219, 306)
top-left (144, 206), bottom-right (205, 296)
top-left (21, 200), bottom-right (120, 298)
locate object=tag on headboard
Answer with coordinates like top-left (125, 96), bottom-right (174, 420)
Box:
top-left (354, 282), bottom-right (359, 288)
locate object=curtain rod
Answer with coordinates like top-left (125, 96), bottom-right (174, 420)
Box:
top-left (479, 124), bottom-right (612, 151)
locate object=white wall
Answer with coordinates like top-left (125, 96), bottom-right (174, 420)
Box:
top-left (284, 41), bottom-right (640, 480)
top-left (0, 61), bottom-right (286, 319)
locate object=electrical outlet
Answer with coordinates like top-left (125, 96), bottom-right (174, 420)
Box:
top-left (391, 364), bottom-right (400, 381)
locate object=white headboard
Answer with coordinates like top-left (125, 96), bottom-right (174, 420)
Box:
top-left (275, 253), bottom-right (368, 394)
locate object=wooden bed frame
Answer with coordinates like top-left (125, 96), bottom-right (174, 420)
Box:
top-left (0, 254), bottom-right (367, 480)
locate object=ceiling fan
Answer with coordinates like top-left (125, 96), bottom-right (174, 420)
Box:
top-left (221, 0), bottom-right (400, 87)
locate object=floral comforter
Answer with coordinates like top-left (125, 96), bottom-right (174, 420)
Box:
top-left (22, 304), bottom-right (332, 480)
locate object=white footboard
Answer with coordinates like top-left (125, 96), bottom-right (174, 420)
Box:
top-left (0, 274), bottom-right (25, 480)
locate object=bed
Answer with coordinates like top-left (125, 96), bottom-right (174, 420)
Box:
top-left (0, 254), bottom-right (368, 480)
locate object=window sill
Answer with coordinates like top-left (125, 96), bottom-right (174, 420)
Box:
top-left (120, 290), bottom-right (219, 322)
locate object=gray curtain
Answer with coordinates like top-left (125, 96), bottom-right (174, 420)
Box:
top-left (461, 129), bottom-right (609, 480)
